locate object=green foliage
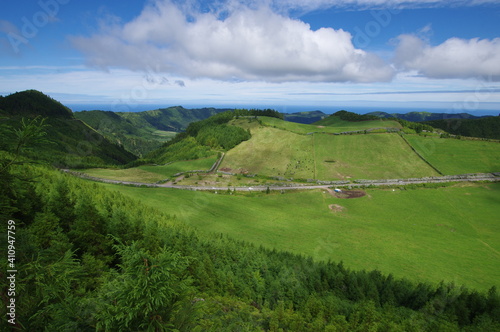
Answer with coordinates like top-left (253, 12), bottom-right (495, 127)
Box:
top-left (0, 91), bottom-right (137, 168)
top-left (94, 243), bottom-right (192, 331)
top-left (196, 124), bottom-right (251, 150)
top-left (397, 118), bottom-right (435, 133)
top-left (145, 136), bottom-right (216, 164)
top-left (424, 116), bottom-right (500, 139)
top-left (74, 110), bottom-right (172, 157)
top-left (332, 110), bottom-right (381, 122)
top-left (1, 115), bottom-right (499, 331)
top-left (0, 90), bottom-right (73, 119)
top-left (145, 109), bottom-right (275, 164)
top-left (1, 162), bottom-right (499, 330)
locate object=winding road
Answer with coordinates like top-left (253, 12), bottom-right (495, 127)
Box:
top-left (61, 169), bottom-right (500, 192)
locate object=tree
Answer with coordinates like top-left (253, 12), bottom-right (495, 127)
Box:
top-left (94, 243), bottom-right (194, 331)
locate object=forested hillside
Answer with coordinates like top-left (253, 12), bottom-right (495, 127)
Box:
top-left (74, 110), bottom-right (172, 157)
top-left (143, 109), bottom-right (281, 165)
top-left (423, 116), bottom-right (500, 140)
top-left (74, 107), bottom-right (232, 157)
top-left (0, 91), bottom-right (137, 168)
top-left (368, 111), bottom-right (482, 122)
top-left (1, 121), bottom-right (499, 330)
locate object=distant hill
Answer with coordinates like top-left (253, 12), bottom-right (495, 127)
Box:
top-left (116, 106), bottom-right (231, 132)
top-left (284, 111), bottom-right (327, 124)
top-left (423, 116), bottom-right (500, 140)
top-left (313, 110), bottom-right (396, 128)
top-left (74, 107), bottom-right (231, 156)
top-left (0, 90), bottom-right (137, 168)
top-left (368, 111), bottom-right (483, 122)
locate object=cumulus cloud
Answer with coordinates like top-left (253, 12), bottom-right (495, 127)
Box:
top-left (394, 34), bottom-right (500, 81)
top-left (71, 0), bottom-right (394, 83)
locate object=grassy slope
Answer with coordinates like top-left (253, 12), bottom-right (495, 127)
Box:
top-left (79, 156), bottom-right (218, 182)
top-left (405, 135), bottom-right (500, 174)
top-left (99, 182), bottom-right (500, 291)
top-left (221, 123), bottom-right (438, 180)
top-left (314, 133), bottom-right (439, 179)
top-left (261, 116), bottom-right (402, 134)
top-left (220, 126), bottom-right (316, 178)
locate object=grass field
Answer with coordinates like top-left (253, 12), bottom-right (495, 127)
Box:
top-left (260, 116), bottom-right (401, 134)
top-left (78, 156), bottom-right (218, 183)
top-left (220, 126), bottom-right (316, 179)
top-left (313, 133), bottom-right (439, 179)
top-left (221, 124), bottom-right (439, 180)
top-left (99, 181), bottom-right (500, 291)
top-left (405, 135), bottom-right (500, 174)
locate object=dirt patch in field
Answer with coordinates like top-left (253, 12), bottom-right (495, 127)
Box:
top-left (329, 204), bottom-right (345, 212)
top-left (334, 190), bottom-right (367, 199)
top-left (317, 125), bottom-right (325, 128)
top-left (220, 167), bottom-right (232, 172)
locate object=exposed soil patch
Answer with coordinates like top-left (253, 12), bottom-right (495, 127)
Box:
top-left (334, 190), bottom-right (366, 199)
top-left (317, 126), bottom-right (325, 128)
top-left (220, 167), bottom-right (232, 172)
top-left (329, 204), bottom-right (345, 212)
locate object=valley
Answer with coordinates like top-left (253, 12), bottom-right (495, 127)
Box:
top-left (2, 91), bottom-right (499, 330)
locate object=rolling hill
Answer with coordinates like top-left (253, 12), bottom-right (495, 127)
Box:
top-left (3, 102), bottom-right (499, 330)
top-left (0, 90), bottom-right (137, 167)
top-left (74, 107), bottom-right (231, 156)
top-left (423, 116), bottom-right (500, 140)
top-left (368, 111), bottom-right (484, 122)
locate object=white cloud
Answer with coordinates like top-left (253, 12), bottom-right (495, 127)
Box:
top-left (71, 0), bottom-right (394, 83)
top-left (394, 35), bottom-right (500, 81)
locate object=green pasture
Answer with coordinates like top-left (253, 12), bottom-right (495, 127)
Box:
top-left (78, 156), bottom-right (218, 183)
top-left (313, 133), bottom-right (439, 179)
top-left (99, 182), bottom-right (500, 291)
top-left (222, 125), bottom-right (438, 180)
top-left (220, 126), bottom-right (316, 179)
top-left (260, 116), bottom-right (401, 134)
top-left (405, 135), bottom-right (500, 174)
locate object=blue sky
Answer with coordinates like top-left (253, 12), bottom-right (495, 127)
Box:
top-left (1, 0), bottom-right (500, 114)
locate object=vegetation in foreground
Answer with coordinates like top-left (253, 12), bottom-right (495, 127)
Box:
top-left (101, 182), bottom-right (500, 292)
top-left (2, 160), bottom-right (500, 331)
top-left (0, 90), bottom-right (137, 168)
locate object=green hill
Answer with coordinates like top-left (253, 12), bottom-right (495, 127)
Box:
top-left (116, 106), bottom-right (230, 132)
top-left (284, 110), bottom-right (327, 124)
top-left (221, 119), bottom-right (436, 180)
top-left (74, 110), bottom-right (175, 157)
top-left (74, 107), bottom-right (231, 156)
top-left (0, 89), bottom-right (73, 119)
top-left (0, 90), bottom-right (137, 168)
top-left (423, 116), bottom-right (500, 140)
top-left (368, 111), bottom-right (482, 122)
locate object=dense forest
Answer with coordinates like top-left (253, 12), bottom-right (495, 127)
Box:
top-left (1, 112), bottom-right (500, 331)
top-left (331, 110), bottom-right (381, 122)
top-left (423, 116), bottom-right (500, 140)
top-left (0, 91), bottom-right (137, 168)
